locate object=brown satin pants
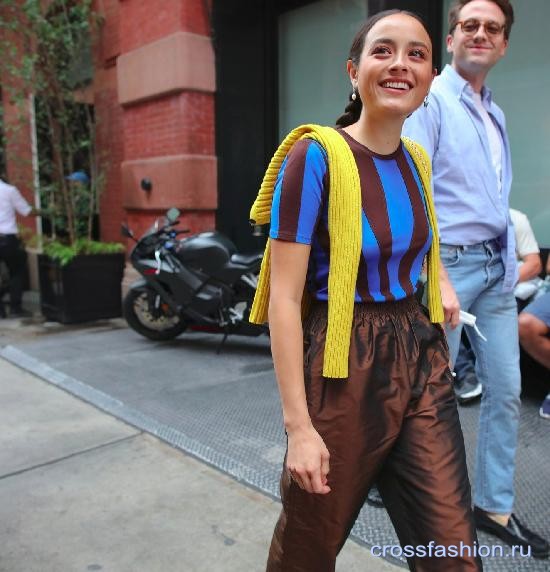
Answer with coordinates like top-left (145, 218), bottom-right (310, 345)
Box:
top-left (267, 297), bottom-right (482, 572)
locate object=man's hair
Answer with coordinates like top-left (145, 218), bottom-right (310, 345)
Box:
top-left (448, 0), bottom-right (514, 40)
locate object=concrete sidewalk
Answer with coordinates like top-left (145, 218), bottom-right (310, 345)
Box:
top-left (0, 355), bottom-right (398, 572)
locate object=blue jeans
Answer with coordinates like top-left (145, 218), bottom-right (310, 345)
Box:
top-left (441, 239), bottom-right (521, 514)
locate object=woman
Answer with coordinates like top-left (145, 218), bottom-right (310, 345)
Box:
top-left (249, 10), bottom-right (482, 572)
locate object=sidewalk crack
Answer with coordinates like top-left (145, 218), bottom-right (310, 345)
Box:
top-left (0, 432), bottom-right (142, 481)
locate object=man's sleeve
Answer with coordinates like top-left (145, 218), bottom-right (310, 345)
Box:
top-left (402, 96), bottom-right (441, 161)
top-left (10, 186), bottom-right (32, 217)
top-left (512, 211), bottom-right (540, 258)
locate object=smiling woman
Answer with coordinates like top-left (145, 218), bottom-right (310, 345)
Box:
top-left (249, 8), bottom-right (483, 572)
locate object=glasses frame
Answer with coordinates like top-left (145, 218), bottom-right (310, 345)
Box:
top-left (455, 18), bottom-right (506, 37)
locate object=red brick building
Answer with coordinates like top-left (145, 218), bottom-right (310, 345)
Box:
top-left (1, 0), bottom-right (444, 256)
top-left (94, 0), bottom-right (216, 243)
top-left (1, 0), bottom-right (217, 248)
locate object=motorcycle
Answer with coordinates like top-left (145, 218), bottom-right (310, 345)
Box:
top-left (121, 208), bottom-right (266, 345)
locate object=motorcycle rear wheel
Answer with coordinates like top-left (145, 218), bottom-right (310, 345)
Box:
top-left (124, 288), bottom-right (188, 341)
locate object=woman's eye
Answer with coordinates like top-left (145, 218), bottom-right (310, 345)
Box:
top-left (372, 46), bottom-right (390, 55)
top-left (410, 49), bottom-right (426, 59)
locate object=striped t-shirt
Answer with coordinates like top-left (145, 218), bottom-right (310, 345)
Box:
top-left (269, 129), bottom-right (432, 302)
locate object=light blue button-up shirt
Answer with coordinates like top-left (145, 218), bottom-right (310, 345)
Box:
top-left (403, 65), bottom-right (518, 291)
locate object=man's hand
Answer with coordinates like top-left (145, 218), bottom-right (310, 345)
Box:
top-left (286, 424), bottom-right (331, 495)
top-left (439, 262), bottom-right (460, 328)
top-left (30, 207), bottom-right (51, 217)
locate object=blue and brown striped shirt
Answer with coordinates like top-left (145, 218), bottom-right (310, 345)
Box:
top-left (270, 129), bottom-right (432, 302)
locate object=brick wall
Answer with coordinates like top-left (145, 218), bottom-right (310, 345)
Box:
top-left (122, 93), bottom-right (214, 160)
top-left (119, 0), bottom-right (210, 53)
top-left (94, 67), bottom-right (125, 242)
top-left (0, 3), bottom-right (36, 234)
top-left (96, 0), bottom-right (216, 246)
top-left (1, 0), bottom-right (216, 246)
top-left (93, 0), bottom-right (124, 244)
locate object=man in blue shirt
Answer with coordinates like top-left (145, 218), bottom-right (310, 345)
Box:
top-left (404, 0), bottom-right (549, 558)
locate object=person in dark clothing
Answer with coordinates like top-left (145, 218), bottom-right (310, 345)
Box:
top-left (0, 178), bottom-right (37, 317)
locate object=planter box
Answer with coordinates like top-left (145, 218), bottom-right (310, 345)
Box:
top-left (38, 253), bottom-right (125, 324)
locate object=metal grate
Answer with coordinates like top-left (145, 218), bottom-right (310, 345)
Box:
top-left (2, 328), bottom-right (549, 570)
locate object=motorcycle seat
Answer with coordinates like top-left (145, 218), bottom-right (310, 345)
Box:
top-left (231, 252), bottom-right (263, 267)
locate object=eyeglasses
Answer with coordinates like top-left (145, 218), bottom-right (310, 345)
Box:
top-left (455, 18), bottom-right (506, 36)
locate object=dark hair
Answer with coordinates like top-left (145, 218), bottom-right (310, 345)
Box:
top-left (335, 10), bottom-right (433, 128)
top-left (448, 0), bottom-right (514, 40)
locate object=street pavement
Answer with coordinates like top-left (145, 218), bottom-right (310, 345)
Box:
top-left (0, 315), bottom-right (398, 572)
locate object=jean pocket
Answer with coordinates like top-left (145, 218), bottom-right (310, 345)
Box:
top-left (440, 245), bottom-right (462, 267)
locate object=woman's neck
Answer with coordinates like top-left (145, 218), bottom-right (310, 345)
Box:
top-left (343, 112), bottom-right (404, 155)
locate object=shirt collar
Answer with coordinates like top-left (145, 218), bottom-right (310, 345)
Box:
top-left (441, 64), bottom-right (493, 106)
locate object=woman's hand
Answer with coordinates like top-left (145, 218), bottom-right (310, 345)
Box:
top-left (286, 424), bottom-right (331, 495)
top-left (439, 262), bottom-right (460, 328)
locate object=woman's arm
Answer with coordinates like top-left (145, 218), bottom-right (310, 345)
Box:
top-left (269, 239), bottom-right (331, 495)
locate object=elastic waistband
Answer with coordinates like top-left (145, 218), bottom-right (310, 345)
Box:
top-left (441, 238), bottom-right (500, 252)
top-left (306, 296), bottom-right (421, 332)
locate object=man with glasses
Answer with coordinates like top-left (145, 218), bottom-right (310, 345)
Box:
top-left (404, 0), bottom-right (549, 558)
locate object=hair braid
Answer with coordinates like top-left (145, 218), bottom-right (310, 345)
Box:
top-left (335, 91), bottom-right (363, 128)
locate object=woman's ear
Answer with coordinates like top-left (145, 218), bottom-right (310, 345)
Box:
top-left (346, 59), bottom-right (357, 85)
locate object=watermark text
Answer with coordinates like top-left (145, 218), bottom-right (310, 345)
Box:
top-left (370, 541), bottom-right (531, 559)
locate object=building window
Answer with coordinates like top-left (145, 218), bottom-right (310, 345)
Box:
top-left (278, 0), bottom-right (367, 138)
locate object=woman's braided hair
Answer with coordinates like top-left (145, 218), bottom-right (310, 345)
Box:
top-left (335, 10), bottom-right (432, 128)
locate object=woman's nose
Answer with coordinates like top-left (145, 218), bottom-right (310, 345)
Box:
top-left (389, 53), bottom-right (408, 71)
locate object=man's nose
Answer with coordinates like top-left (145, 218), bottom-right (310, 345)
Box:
top-left (473, 24), bottom-right (489, 40)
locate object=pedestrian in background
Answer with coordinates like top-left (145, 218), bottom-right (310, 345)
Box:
top-left (404, 0), bottom-right (549, 558)
top-left (0, 178), bottom-right (37, 318)
top-left (519, 255), bottom-right (550, 420)
top-left (250, 9), bottom-right (481, 571)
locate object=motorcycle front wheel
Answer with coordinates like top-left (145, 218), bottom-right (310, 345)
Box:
top-left (124, 288), bottom-right (188, 341)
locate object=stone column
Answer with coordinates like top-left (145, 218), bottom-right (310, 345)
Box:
top-left (98, 0), bottom-right (216, 242)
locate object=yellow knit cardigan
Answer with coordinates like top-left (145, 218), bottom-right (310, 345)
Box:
top-left (249, 124), bottom-right (443, 378)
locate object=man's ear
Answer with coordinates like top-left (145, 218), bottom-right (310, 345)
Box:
top-left (500, 38), bottom-right (509, 57)
top-left (446, 33), bottom-right (454, 54)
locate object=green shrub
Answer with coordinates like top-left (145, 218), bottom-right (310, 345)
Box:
top-left (44, 239), bottom-right (124, 266)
